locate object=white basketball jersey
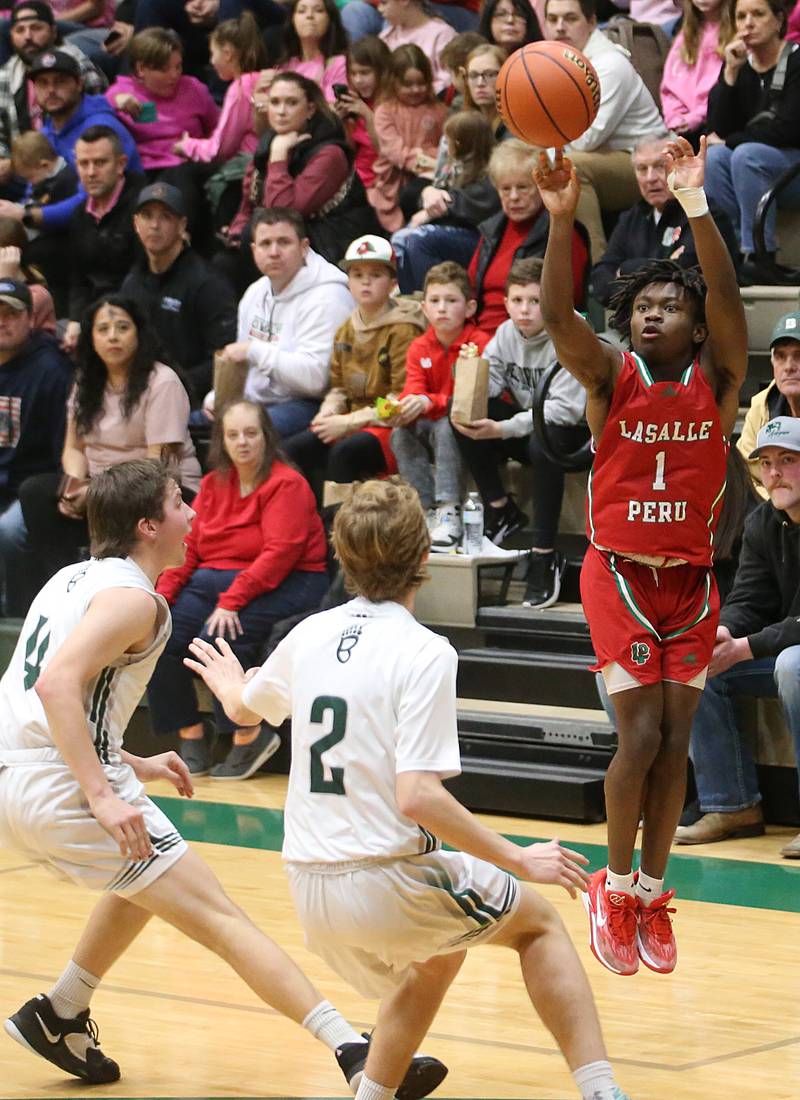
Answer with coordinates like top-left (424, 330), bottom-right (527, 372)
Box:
top-left (0, 557), bottom-right (171, 765)
top-left (242, 597), bottom-right (462, 864)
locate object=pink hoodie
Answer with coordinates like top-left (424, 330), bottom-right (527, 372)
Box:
top-left (179, 70), bottom-right (261, 162)
top-left (107, 74), bottom-right (220, 170)
top-left (661, 20), bottom-right (725, 132)
top-left (275, 54), bottom-right (348, 103)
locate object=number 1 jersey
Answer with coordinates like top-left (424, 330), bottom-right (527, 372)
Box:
top-left (242, 597), bottom-right (462, 864)
top-left (588, 351), bottom-right (728, 567)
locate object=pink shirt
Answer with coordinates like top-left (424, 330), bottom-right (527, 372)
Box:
top-left (275, 54), bottom-right (347, 103)
top-left (661, 20), bottom-right (724, 131)
top-left (379, 19), bottom-right (456, 94)
top-left (48, 0), bottom-right (114, 26)
top-left (180, 71), bottom-right (260, 163)
top-left (107, 74), bottom-right (219, 170)
top-left (85, 175), bottom-right (125, 221)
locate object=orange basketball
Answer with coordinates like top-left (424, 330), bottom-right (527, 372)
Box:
top-left (496, 41), bottom-right (601, 148)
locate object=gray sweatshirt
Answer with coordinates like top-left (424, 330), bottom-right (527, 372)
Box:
top-left (486, 320), bottom-right (586, 439)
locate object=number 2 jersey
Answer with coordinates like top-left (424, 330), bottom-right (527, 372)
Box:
top-left (242, 597), bottom-right (462, 864)
top-left (0, 557), bottom-right (170, 764)
top-left (588, 351), bottom-right (728, 567)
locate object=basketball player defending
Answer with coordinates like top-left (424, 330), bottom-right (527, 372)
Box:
top-left (535, 136), bottom-right (747, 976)
top-left (0, 459), bottom-right (445, 1098)
top-left (187, 477), bottom-right (634, 1100)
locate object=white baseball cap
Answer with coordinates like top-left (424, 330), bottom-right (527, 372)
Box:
top-left (748, 415), bottom-right (800, 458)
top-left (341, 235), bottom-right (397, 273)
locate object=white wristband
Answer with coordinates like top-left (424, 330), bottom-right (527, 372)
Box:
top-left (667, 172), bottom-right (709, 218)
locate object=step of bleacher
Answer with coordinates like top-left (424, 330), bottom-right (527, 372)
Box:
top-left (456, 646), bottom-right (600, 708)
top-left (476, 602), bottom-right (593, 656)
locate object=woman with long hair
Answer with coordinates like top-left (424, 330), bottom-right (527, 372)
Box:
top-left (461, 43), bottom-right (508, 134)
top-left (148, 399), bottom-right (329, 779)
top-left (478, 0), bottom-right (542, 53)
top-left (334, 35), bottom-right (393, 190)
top-left (19, 295), bottom-right (200, 581)
top-left (274, 0), bottom-right (348, 102)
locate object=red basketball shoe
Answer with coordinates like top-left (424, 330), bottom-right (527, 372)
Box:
top-left (582, 868), bottom-right (639, 976)
top-left (637, 889), bottom-right (677, 974)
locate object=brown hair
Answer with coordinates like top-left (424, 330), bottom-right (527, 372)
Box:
top-left (346, 34), bottom-right (393, 103)
top-left (681, 0), bottom-right (736, 64)
top-left (251, 205), bottom-right (308, 239)
top-left (332, 478), bottom-right (429, 601)
top-left (423, 260), bottom-right (474, 301)
top-left (129, 26), bottom-right (183, 70)
top-left (443, 110), bottom-right (494, 186)
top-left (211, 11), bottom-right (268, 73)
top-left (439, 30), bottom-right (488, 73)
top-left (88, 458), bottom-right (171, 559)
top-left (267, 71), bottom-right (338, 128)
top-left (462, 43), bottom-right (506, 114)
top-left (11, 130), bottom-right (56, 171)
top-left (389, 43), bottom-right (435, 102)
top-left (0, 216), bottom-right (46, 285)
top-left (207, 399), bottom-right (282, 487)
top-left (505, 256), bottom-right (543, 292)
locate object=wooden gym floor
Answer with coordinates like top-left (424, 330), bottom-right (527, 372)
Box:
top-left (1, 771), bottom-right (799, 1100)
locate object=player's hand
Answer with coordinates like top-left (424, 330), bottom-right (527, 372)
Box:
top-left (515, 838), bottom-right (590, 898)
top-left (532, 149), bottom-right (579, 219)
top-left (90, 791), bottom-right (153, 861)
top-left (132, 751), bottom-right (194, 798)
top-left (664, 134), bottom-right (706, 191)
top-left (184, 635), bottom-right (247, 700)
top-left (451, 418), bottom-right (503, 440)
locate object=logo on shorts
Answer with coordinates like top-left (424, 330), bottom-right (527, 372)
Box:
top-left (682, 652), bottom-right (698, 665)
top-left (631, 641), bottom-right (651, 666)
top-left (336, 625), bottom-right (362, 663)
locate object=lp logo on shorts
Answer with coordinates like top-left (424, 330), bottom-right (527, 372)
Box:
top-left (631, 641), bottom-right (652, 666)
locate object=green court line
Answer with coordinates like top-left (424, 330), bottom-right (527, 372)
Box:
top-left (153, 796), bottom-right (800, 914)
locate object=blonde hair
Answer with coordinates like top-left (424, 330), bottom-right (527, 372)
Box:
top-left (488, 137), bottom-right (542, 184)
top-left (444, 110), bottom-right (494, 186)
top-left (680, 0), bottom-right (736, 64)
top-left (332, 478), bottom-right (429, 601)
top-left (462, 43), bottom-right (506, 114)
top-left (12, 130), bottom-right (56, 172)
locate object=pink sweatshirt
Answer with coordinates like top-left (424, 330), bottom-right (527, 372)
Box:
top-left (660, 20), bottom-right (724, 132)
top-left (180, 70), bottom-right (261, 162)
top-left (369, 97), bottom-right (447, 231)
top-left (107, 74), bottom-right (219, 170)
top-left (275, 54), bottom-right (347, 103)
top-left (48, 0), bottom-right (114, 26)
top-left (379, 19), bottom-right (456, 94)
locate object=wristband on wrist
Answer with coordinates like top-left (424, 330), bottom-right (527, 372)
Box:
top-left (667, 172), bottom-right (709, 218)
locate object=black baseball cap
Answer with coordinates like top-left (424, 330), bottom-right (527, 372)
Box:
top-left (0, 279), bottom-right (33, 313)
top-left (135, 182), bottom-right (187, 216)
top-left (29, 49), bottom-right (81, 79)
top-left (11, 2), bottom-right (55, 25)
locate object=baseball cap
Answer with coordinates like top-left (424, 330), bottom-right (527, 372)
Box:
top-left (770, 311), bottom-right (800, 348)
top-left (11, 1), bottom-right (54, 25)
top-left (0, 279), bottom-right (32, 313)
top-left (341, 235), bottom-right (397, 273)
top-left (135, 182), bottom-right (187, 217)
top-left (29, 49), bottom-right (80, 79)
top-left (748, 415), bottom-right (800, 459)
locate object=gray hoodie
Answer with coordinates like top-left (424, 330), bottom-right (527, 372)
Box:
top-left (486, 320), bottom-right (586, 439)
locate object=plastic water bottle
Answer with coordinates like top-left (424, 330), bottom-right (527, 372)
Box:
top-left (462, 492), bottom-right (484, 556)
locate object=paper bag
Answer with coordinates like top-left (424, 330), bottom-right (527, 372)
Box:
top-left (213, 350), bottom-right (249, 418)
top-left (450, 351), bottom-right (489, 425)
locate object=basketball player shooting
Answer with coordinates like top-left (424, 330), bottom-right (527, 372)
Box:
top-left (535, 136), bottom-right (747, 976)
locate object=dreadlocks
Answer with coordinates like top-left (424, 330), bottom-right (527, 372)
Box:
top-left (608, 259), bottom-right (707, 344)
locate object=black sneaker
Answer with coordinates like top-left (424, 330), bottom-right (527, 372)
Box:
top-left (4, 994), bottom-right (120, 1084)
top-left (483, 495), bottom-right (528, 545)
top-left (336, 1032), bottom-right (448, 1099)
top-left (179, 730), bottom-right (213, 776)
top-left (210, 727), bottom-right (281, 780)
top-left (522, 550), bottom-right (566, 609)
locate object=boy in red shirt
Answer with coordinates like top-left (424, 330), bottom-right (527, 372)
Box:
top-left (391, 262), bottom-right (489, 549)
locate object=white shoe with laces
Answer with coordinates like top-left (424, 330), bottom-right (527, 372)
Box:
top-left (430, 502), bottom-right (462, 551)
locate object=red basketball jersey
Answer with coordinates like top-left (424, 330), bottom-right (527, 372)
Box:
top-left (587, 351), bottom-right (728, 567)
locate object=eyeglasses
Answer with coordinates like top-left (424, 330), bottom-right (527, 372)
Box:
top-left (492, 8), bottom-right (525, 20)
top-left (467, 69), bottom-right (501, 83)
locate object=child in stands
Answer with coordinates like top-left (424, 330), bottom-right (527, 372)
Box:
top-left (333, 36), bottom-right (392, 192)
top-left (391, 260), bottom-right (489, 549)
top-left (378, 0), bottom-right (457, 93)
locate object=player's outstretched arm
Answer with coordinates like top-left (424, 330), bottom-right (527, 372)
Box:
top-left (665, 135), bottom-right (748, 436)
top-left (535, 150), bottom-right (619, 394)
top-left (34, 587), bottom-right (160, 862)
top-left (184, 636), bottom-right (262, 727)
top-left (396, 771), bottom-right (589, 897)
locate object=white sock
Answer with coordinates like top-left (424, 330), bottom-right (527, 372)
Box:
top-left (302, 1000), bottom-right (363, 1052)
top-left (48, 961), bottom-right (99, 1019)
top-left (605, 868), bottom-right (635, 896)
top-left (572, 1059), bottom-right (618, 1100)
top-left (636, 870), bottom-right (664, 906)
top-left (355, 1073), bottom-right (396, 1100)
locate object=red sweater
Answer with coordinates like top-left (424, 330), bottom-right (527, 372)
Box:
top-left (398, 321), bottom-right (490, 420)
top-left (157, 462), bottom-right (327, 612)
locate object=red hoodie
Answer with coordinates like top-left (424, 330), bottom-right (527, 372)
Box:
top-left (398, 321), bottom-right (490, 421)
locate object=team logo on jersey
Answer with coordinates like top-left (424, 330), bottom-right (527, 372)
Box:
top-left (66, 565), bottom-right (89, 592)
top-left (336, 625), bottom-right (362, 663)
top-left (631, 641), bottom-right (651, 666)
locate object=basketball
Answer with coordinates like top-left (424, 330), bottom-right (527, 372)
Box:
top-left (496, 41), bottom-right (601, 148)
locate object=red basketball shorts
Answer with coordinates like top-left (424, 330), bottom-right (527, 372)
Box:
top-left (580, 544), bottom-right (720, 687)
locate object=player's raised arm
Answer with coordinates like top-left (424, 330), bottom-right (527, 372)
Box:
top-left (665, 136), bottom-right (747, 435)
top-left (535, 150), bottom-right (620, 394)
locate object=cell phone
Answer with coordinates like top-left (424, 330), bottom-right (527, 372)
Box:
top-left (139, 101), bottom-right (157, 122)
top-left (104, 28), bottom-right (122, 46)
top-left (332, 83), bottom-right (350, 100)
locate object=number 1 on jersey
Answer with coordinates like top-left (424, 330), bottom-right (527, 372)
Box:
top-left (309, 694), bottom-right (347, 795)
top-left (652, 450), bottom-right (666, 491)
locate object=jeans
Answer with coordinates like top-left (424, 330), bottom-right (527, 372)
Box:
top-left (392, 224), bottom-right (480, 294)
top-left (391, 417), bottom-right (464, 509)
top-left (266, 398), bottom-right (321, 438)
top-left (147, 567), bottom-right (329, 735)
top-left (705, 142), bottom-right (800, 254)
top-left (689, 648), bottom-right (800, 812)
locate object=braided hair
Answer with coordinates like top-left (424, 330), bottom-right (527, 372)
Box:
top-left (608, 259), bottom-right (707, 345)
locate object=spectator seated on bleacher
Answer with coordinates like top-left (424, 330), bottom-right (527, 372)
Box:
top-left (705, 0), bottom-right (800, 285)
top-left (544, 0), bottom-right (665, 263)
top-left (147, 398), bottom-right (329, 780)
top-left (478, 0), bottom-right (542, 52)
top-left (20, 293), bottom-right (201, 587)
top-left (0, 277), bottom-right (70, 614)
top-left (468, 139), bottom-right (589, 331)
top-left (590, 132), bottom-right (740, 307)
top-left (460, 43), bottom-right (507, 138)
top-left (0, 218), bottom-right (57, 332)
top-left (122, 181), bottom-right (237, 403)
top-left (341, 0), bottom-right (479, 41)
top-left (220, 207), bottom-right (354, 438)
top-left (63, 125), bottom-right (144, 355)
top-left (738, 311), bottom-right (800, 497)
top-left (271, 0), bottom-right (348, 103)
top-left (378, 0), bottom-right (457, 93)
top-left (675, 415), bottom-right (800, 859)
top-left (391, 260), bottom-right (489, 551)
top-left (660, 0), bottom-right (736, 150)
top-left (332, 35), bottom-right (392, 194)
top-left (437, 31), bottom-right (487, 111)
top-left (283, 233), bottom-right (424, 487)
top-left (452, 257), bottom-right (587, 608)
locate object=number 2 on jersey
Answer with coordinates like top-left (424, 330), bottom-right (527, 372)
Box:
top-left (652, 450), bottom-right (666, 491)
top-left (309, 694), bottom-right (347, 795)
